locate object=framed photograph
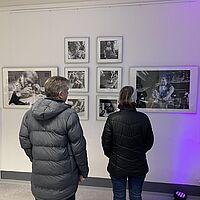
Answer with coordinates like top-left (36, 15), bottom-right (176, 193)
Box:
top-left (2, 67), bottom-right (58, 109)
top-left (129, 66), bottom-right (199, 113)
top-left (67, 95), bottom-right (88, 120)
top-left (97, 67), bottom-right (122, 93)
top-left (65, 67), bottom-right (88, 92)
top-left (96, 95), bottom-right (118, 120)
top-left (97, 36), bottom-right (123, 63)
top-left (64, 37), bottom-right (89, 63)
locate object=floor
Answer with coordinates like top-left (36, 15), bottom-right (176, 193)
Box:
top-left (0, 180), bottom-right (199, 200)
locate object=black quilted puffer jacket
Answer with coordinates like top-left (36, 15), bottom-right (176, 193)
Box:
top-left (102, 105), bottom-right (154, 177)
top-left (19, 98), bottom-right (89, 200)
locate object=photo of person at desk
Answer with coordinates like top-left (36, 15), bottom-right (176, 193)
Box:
top-left (8, 71), bottom-right (45, 106)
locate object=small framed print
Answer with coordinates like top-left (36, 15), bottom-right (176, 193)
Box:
top-left (96, 95), bottom-right (118, 120)
top-left (2, 67), bottom-right (58, 109)
top-left (97, 36), bottom-right (123, 63)
top-left (65, 67), bottom-right (89, 93)
top-left (64, 37), bottom-right (89, 63)
top-left (67, 95), bottom-right (88, 120)
top-left (97, 67), bottom-right (122, 93)
top-left (129, 66), bottom-right (199, 113)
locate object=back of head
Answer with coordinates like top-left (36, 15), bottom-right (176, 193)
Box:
top-left (44, 76), bottom-right (70, 99)
top-left (118, 86), bottom-right (137, 106)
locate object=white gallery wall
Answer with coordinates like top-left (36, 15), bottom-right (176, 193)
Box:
top-left (0, 0), bottom-right (200, 186)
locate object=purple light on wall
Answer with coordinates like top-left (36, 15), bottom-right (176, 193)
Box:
top-left (169, 116), bottom-right (199, 184)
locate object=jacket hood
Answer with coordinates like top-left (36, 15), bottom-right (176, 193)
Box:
top-left (31, 98), bottom-right (71, 120)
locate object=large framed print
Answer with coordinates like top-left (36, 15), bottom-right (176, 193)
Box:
top-left (65, 67), bottom-right (88, 92)
top-left (64, 37), bottom-right (89, 63)
top-left (2, 67), bottom-right (58, 109)
top-left (97, 67), bottom-right (122, 93)
top-left (96, 95), bottom-right (118, 120)
top-left (97, 36), bottom-right (123, 63)
top-left (67, 95), bottom-right (88, 120)
top-left (129, 66), bottom-right (199, 113)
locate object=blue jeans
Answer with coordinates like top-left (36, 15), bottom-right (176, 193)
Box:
top-left (111, 176), bottom-right (145, 200)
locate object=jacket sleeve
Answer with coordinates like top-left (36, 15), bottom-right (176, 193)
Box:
top-left (19, 112), bottom-right (33, 162)
top-left (101, 117), bottom-right (113, 158)
top-left (144, 117), bottom-right (154, 152)
top-left (67, 112), bottom-right (89, 178)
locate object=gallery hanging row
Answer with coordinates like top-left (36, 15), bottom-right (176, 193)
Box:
top-left (2, 65), bottom-right (199, 121)
top-left (64, 36), bottom-right (123, 64)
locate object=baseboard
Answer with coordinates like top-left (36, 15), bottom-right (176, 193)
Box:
top-left (1, 170), bottom-right (200, 196)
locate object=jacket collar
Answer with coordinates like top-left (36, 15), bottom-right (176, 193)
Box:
top-left (45, 97), bottom-right (65, 103)
top-left (118, 103), bottom-right (137, 111)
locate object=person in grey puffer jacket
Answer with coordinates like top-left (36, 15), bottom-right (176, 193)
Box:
top-left (19, 76), bottom-right (89, 200)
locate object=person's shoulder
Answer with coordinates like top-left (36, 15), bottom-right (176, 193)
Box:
top-left (24, 108), bottom-right (32, 115)
top-left (21, 108), bottom-right (32, 121)
top-left (136, 110), bottom-right (150, 119)
top-left (62, 105), bottom-right (75, 114)
top-left (107, 110), bottom-right (120, 120)
top-left (62, 106), bottom-right (79, 119)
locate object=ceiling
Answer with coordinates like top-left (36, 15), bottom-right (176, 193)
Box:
top-left (0, 0), bottom-right (99, 7)
top-left (0, 0), bottom-right (195, 12)
top-left (0, 0), bottom-right (195, 8)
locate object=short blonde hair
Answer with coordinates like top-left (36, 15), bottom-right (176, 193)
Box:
top-left (44, 76), bottom-right (70, 99)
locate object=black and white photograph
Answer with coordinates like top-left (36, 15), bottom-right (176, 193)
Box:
top-left (129, 66), bottom-right (199, 113)
top-left (67, 95), bottom-right (88, 120)
top-left (64, 37), bottom-right (89, 63)
top-left (97, 36), bottom-right (122, 63)
top-left (2, 67), bottom-right (58, 109)
top-left (65, 67), bottom-right (88, 92)
top-left (97, 67), bottom-right (122, 93)
top-left (96, 95), bottom-right (118, 120)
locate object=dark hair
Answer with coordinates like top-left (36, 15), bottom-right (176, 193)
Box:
top-left (44, 76), bottom-right (70, 99)
top-left (118, 86), bottom-right (135, 106)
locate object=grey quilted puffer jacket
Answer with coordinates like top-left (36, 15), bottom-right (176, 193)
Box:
top-left (19, 98), bottom-right (89, 200)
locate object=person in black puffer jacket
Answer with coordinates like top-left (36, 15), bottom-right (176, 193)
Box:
top-left (102, 86), bottom-right (154, 200)
top-left (19, 76), bottom-right (89, 200)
